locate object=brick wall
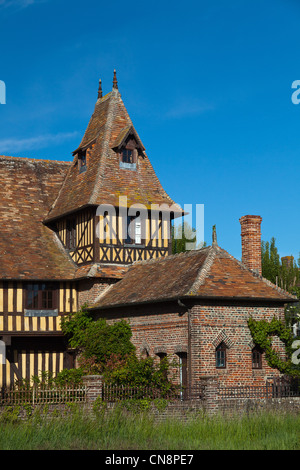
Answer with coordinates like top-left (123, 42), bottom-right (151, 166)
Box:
top-left (96, 301), bottom-right (189, 384)
top-left (96, 300), bottom-right (286, 387)
top-left (190, 302), bottom-right (284, 387)
top-left (78, 278), bottom-right (117, 307)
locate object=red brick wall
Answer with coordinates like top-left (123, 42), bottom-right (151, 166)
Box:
top-left (96, 302), bottom-right (188, 384)
top-left (95, 300), bottom-right (286, 387)
top-left (190, 303), bottom-right (284, 387)
top-left (78, 278), bottom-right (117, 308)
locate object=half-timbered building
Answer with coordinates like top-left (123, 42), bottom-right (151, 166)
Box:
top-left (0, 72), bottom-right (297, 389)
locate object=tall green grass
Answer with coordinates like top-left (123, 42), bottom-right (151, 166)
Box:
top-left (0, 406), bottom-right (299, 450)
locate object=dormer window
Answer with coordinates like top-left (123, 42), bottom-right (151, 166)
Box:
top-left (122, 149), bottom-right (134, 164)
top-left (79, 150), bottom-right (87, 173)
top-left (120, 147), bottom-right (137, 170)
top-left (112, 126), bottom-right (145, 171)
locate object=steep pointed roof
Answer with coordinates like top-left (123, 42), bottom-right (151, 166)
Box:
top-left (45, 76), bottom-right (182, 222)
top-left (90, 245), bottom-right (297, 310)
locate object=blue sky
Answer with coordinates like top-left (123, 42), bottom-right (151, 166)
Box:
top-left (0, 0), bottom-right (299, 261)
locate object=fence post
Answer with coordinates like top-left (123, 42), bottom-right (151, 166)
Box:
top-left (200, 375), bottom-right (219, 414)
top-left (82, 375), bottom-right (103, 405)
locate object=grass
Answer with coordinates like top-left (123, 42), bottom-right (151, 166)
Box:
top-left (0, 406), bottom-right (299, 450)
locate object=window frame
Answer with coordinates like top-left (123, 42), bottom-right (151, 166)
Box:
top-left (79, 150), bottom-right (87, 173)
top-left (24, 283), bottom-right (59, 315)
top-left (252, 345), bottom-right (263, 370)
top-left (122, 148), bottom-right (134, 164)
top-left (66, 217), bottom-right (77, 251)
top-left (216, 342), bottom-right (227, 369)
top-left (119, 144), bottom-right (137, 170)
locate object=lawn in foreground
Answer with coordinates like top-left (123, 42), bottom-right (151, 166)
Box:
top-left (0, 406), bottom-right (299, 450)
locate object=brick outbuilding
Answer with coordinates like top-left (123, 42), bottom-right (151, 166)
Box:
top-left (90, 242), bottom-right (296, 387)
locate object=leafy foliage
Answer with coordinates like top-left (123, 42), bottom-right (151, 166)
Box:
top-left (60, 305), bottom-right (176, 390)
top-left (61, 305), bottom-right (135, 370)
top-left (102, 352), bottom-right (177, 391)
top-left (261, 238), bottom-right (300, 294)
top-left (248, 316), bottom-right (300, 377)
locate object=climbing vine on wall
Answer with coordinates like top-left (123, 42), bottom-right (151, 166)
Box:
top-left (247, 316), bottom-right (300, 377)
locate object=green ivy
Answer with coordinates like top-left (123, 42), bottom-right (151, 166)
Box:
top-left (247, 316), bottom-right (300, 377)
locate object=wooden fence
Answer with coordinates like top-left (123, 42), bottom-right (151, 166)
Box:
top-left (0, 385), bottom-right (86, 406)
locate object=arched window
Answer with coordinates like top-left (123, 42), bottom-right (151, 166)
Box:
top-left (156, 352), bottom-right (168, 380)
top-left (252, 345), bottom-right (263, 369)
top-left (216, 342), bottom-right (227, 368)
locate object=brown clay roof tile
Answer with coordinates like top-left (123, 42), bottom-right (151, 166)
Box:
top-left (90, 245), bottom-right (297, 309)
top-left (0, 155), bottom-right (76, 280)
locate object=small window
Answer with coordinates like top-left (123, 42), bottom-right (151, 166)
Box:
top-left (216, 342), bottom-right (227, 368)
top-left (252, 346), bottom-right (263, 369)
top-left (119, 147), bottom-right (137, 170)
top-left (66, 217), bottom-right (76, 251)
top-left (25, 283), bottom-right (58, 311)
top-left (79, 150), bottom-right (87, 173)
top-left (122, 149), bottom-right (133, 163)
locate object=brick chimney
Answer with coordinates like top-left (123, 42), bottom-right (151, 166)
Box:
top-left (239, 215), bottom-right (262, 275)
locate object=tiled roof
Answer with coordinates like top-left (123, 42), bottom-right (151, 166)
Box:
top-left (45, 89), bottom-right (182, 222)
top-left (74, 263), bottom-right (128, 280)
top-left (0, 155), bottom-right (77, 280)
top-left (90, 245), bottom-right (297, 309)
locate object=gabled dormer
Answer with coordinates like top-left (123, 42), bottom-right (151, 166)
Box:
top-left (112, 125), bottom-right (145, 171)
top-left (44, 71), bottom-right (183, 266)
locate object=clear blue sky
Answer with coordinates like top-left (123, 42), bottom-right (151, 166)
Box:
top-left (0, 0), bottom-right (299, 262)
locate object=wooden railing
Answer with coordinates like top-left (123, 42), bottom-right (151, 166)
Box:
top-left (0, 385), bottom-right (86, 405)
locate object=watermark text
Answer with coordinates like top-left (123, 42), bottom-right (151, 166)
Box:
top-left (0, 80), bottom-right (6, 104)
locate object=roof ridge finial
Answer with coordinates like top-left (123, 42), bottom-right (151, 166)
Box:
top-left (113, 69), bottom-right (118, 89)
top-left (98, 79), bottom-right (103, 99)
top-left (212, 225), bottom-right (218, 246)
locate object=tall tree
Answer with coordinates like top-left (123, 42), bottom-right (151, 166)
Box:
top-left (261, 238), bottom-right (281, 285)
top-left (261, 238), bottom-right (300, 294)
top-left (261, 238), bottom-right (300, 330)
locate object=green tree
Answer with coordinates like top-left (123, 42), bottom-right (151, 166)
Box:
top-left (172, 222), bottom-right (205, 254)
top-left (261, 238), bottom-right (281, 284)
top-left (261, 238), bottom-right (300, 294)
top-left (261, 239), bottom-right (300, 332)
